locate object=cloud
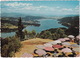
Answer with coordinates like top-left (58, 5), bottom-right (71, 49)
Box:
top-left (3, 2), bottom-right (32, 7)
top-left (62, 8), bottom-right (73, 11)
top-left (75, 5), bottom-right (79, 9)
top-left (56, 6), bottom-right (60, 8)
top-left (1, 2), bottom-right (79, 15)
top-left (39, 6), bottom-right (48, 8)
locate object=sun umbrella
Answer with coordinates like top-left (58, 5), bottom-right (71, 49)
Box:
top-left (76, 54), bottom-right (80, 57)
top-left (70, 44), bottom-right (79, 47)
top-left (33, 54), bottom-right (39, 57)
top-left (79, 45), bottom-right (80, 47)
top-left (73, 48), bottom-right (80, 52)
top-left (44, 47), bottom-right (54, 51)
top-left (62, 42), bottom-right (71, 46)
top-left (52, 45), bottom-right (63, 48)
top-left (21, 53), bottom-right (33, 57)
top-left (48, 40), bottom-right (61, 45)
top-left (35, 49), bottom-right (47, 56)
top-left (44, 43), bottom-right (52, 47)
top-left (76, 35), bottom-right (80, 39)
top-left (68, 35), bottom-right (75, 39)
top-left (53, 40), bottom-right (62, 43)
top-left (58, 38), bottom-right (66, 42)
top-left (36, 45), bottom-right (45, 49)
top-left (61, 48), bottom-right (72, 53)
top-left (50, 41), bottom-right (57, 45)
top-left (69, 42), bottom-right (76, 44)
top-left (64, 38), bottom-right (70, 40)
top-left (45, 42), bottom-right (52, 45)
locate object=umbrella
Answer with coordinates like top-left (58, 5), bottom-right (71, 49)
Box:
top-left (68, 35), bottom-right (75, 39)
top-left (44, 47), bottom-right (54, 51)
top-left (53, 40), bottom-right (61, 43)
top-left (50, 41), bottom-right (57, 45)
top-left (70, 44), bottom-right (79, 47)
top-left (33, 54), bottom-right (39, 57)
top-left (62, 42), bottom-right (71, 46)
top-left (76, 35), bottom-right (80, 39)
top-left (44, 43), bottom-right (52, 47)
top-left (36, 45), bottom-right (45, 49)
top-left (76, 54), bottom-right (80, 57)
top-left (21, 53), bottom-right (33, 57)
top-left (58, 38), bottom-right (66, 42)
top-left (52, 45), bottom-right (63, 48)
top-left (73, 48), bottom-right (80, 52)
top-left (64, 38), bottom-right (70, 40)
top-left (69, 42), bottom-right (76, 44)
top-left (35, 49), bottom-right (47, 56)
top-left (61, 48), bottom-right (72, 53)
top-left (46, 42), bottom-right (51, 44)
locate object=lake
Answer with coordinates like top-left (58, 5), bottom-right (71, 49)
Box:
top-left (1, 19), bottom-right (66, 38)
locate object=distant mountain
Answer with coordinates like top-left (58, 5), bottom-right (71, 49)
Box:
top-left (1, 13), bottom-right (46, 19)
top-left (1, 13), bottom-right (79, 18)
top-left (1, 13), bottom-right (27, 17)
top-left (64, 14), bottom-right (79, 17)
top-left (23, 16), bottom-right (46, 21)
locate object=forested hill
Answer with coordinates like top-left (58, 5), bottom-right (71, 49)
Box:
top-left (58, 16), bottom-right (79, 36)
top-left (1, 15), bottom-right (45, 27)
top-left (23, 16), bottom-right (46, 21)
top-left (38, 16), bottom-right (79, 39)
top-left (1, 16), bottom-right (44, 32)
top-left (58, 16), bottom-right (79, 28)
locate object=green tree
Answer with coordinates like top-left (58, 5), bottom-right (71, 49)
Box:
top-left (16, 17), bottom-right (25, 41)
top-left (24, 29), bottom-right (28, 35)
top-left (24, 29), bottom-right (28, 40)
top-left (36, 33), bottom-right (40, 38)
top-left (51, 34), bottom-right (57, 40)
top-left (31, 30), bottom-right (36, 38)
top-left (1, 37), bottom-right (21, 57)
top-left (40, 31), bottom-right (52, 39)
top-left (1, 45), bottom-right (9, 57)
top-left (56, 28), bottom-right (67, 38)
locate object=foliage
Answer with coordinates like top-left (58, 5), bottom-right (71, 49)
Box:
top-left (23, 30), bottom-right (36, 40)
top-left (24, 29), bottom-right (28, 35)
top-left (16, 17), bottom-right (25, 41)
top-left (55, 28), bottom-right (67, 38)
top-left (31, 30), bottom-right (36, 36)
top-left (1, 37), bottom-right (21, 57)
top-left (38, 28), bottom-right (67, 40)
top-left (58, 16), bottom-right (79, 36)
top-left (39, 31), bottom-right (52, 39)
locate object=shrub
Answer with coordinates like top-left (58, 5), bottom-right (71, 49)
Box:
top-left (1, 37), bottom-right (21, 57)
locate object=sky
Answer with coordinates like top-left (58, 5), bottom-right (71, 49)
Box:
top-left (1, 1), bottom-right (79, 16)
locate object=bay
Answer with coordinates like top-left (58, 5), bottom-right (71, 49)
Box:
top-left (1, 19), bottom-right (66, 38)
top-left (24, 19), bottom-right (66, 33)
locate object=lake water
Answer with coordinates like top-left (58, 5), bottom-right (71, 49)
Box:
top-left (1, 19), bottom-right (66, 38)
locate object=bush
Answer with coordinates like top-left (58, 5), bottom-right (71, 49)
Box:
top-left (39, 31), bottom-right (52, 39)
top-left (24, 30), bottom-right (37, 39)
top-left (1, 37), bottom-right (21, 57)
top-left (39, 28), bottom-right (67, 40)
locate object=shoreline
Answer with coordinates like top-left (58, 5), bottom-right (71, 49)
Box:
top-left (1, 28), bottom-right (18, 33)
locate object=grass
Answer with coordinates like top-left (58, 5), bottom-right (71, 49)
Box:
top-left (15, 38), bottom-right (53, 57)
top-left (15, 38), bottom-right (80, 57)
top-left (2, 23), bottom-right (18, 29)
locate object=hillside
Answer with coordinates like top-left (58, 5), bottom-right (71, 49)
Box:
top-left (15, 38), bottom-right (53, 57)
top-left (58, 16), bottom-right (79, 36)
top-left (58, 16), bottom-right (79, 28)
top-left (1, 16), bottom-right (42, 32)
top-left (15, 38), bottom-right (79, 57)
